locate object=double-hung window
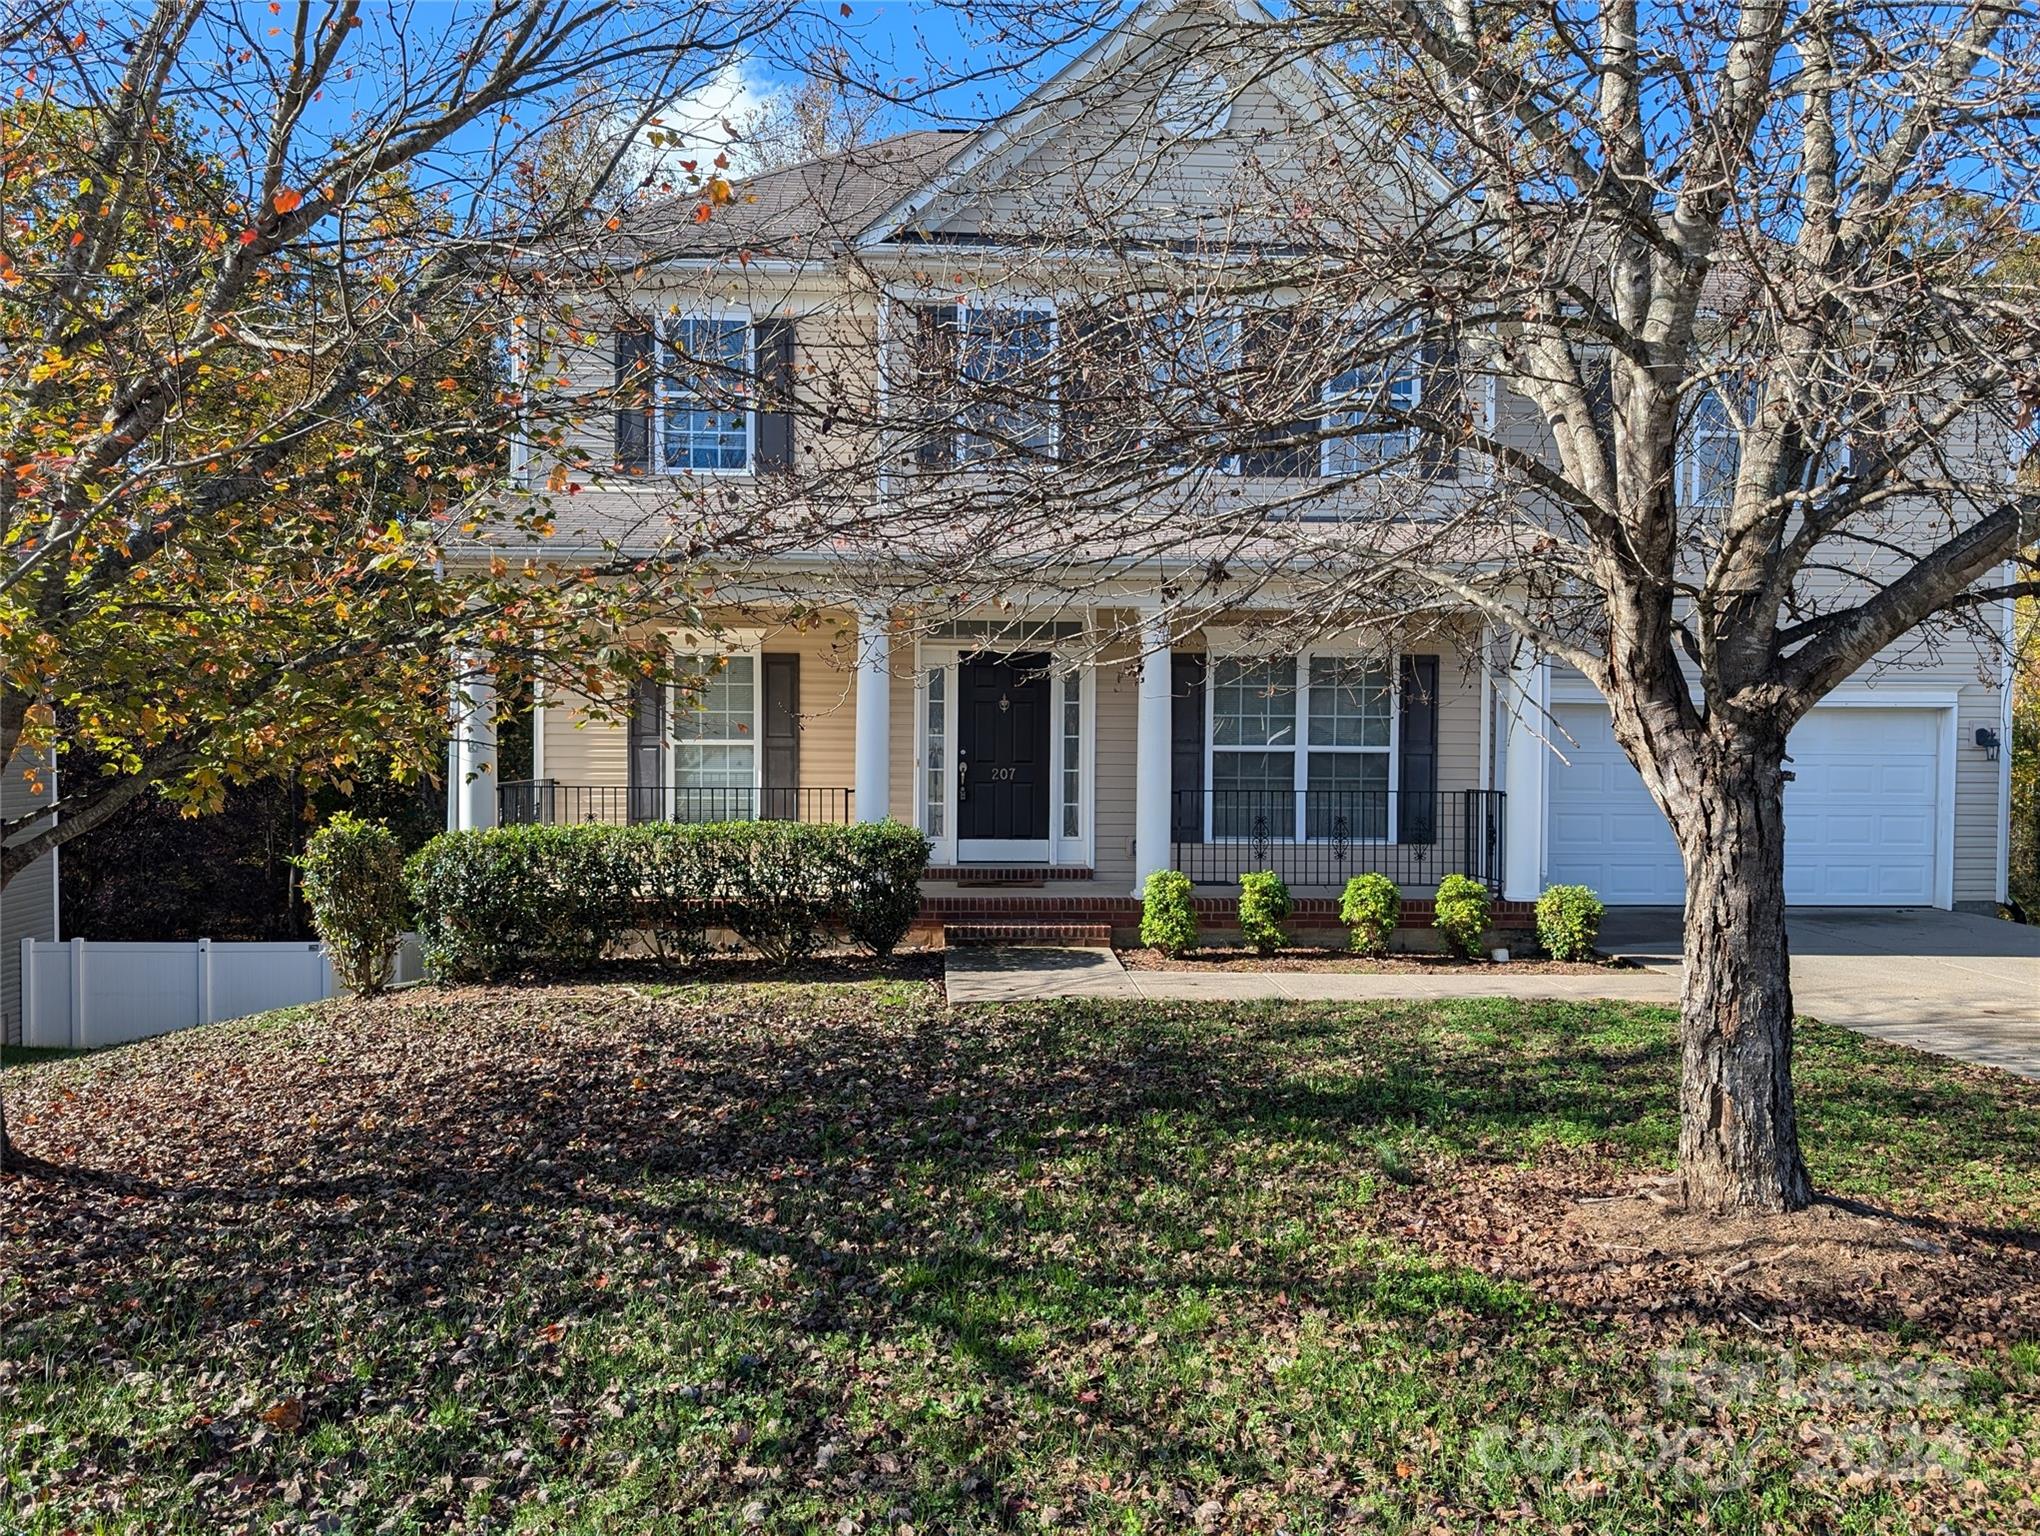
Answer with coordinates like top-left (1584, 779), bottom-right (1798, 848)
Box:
top-left (959, 307), bottom-right (1056, 461)
top-left (1210, 658), bottom-right (1297, 839)
top-left (660, 316), bottom-right (752, 472)
top-left (1680, 380), bottom-right (1743, 507)
top-left (1148, 307), bottom-right (1239, 467)
top-left (1322, 328), bottom-right (1423, 475)
top-left (1210, 654), bottom-right (1396, 841)
top-left (1304, 657), bottom-right (1392, 838)
top-left (671, 653), bottom-right (758, 821)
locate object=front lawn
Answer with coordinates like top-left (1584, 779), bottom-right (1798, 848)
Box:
top-left (2, 982), bottom-right (2036, 1534)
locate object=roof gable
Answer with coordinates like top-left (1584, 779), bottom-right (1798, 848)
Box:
top-left (858, 0), bottom-right (1451, 250)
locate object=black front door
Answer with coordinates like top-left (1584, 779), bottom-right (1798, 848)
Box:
top-left (957, 653), bottom-right (1051, 844)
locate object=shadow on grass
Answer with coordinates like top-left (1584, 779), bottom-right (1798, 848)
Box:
top-left (3, 987), bottom-right (2035, 1527)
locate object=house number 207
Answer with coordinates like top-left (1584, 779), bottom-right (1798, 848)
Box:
top-left (987, 766), bottom-right (1017, 781)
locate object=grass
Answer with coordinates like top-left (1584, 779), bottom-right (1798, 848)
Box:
top-left (1, 981), bottom-right (2036, 1535)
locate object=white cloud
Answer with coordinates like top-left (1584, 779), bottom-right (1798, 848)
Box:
top-left (641, 61), bottom-right (789, 177)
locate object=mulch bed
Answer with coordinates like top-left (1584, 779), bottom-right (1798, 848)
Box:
top-left (1395, 1159), bottom-right (2040, 1353)
top-left (1117, 946), bottom-right (1634, 975)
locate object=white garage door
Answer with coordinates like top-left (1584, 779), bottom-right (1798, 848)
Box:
top-left (1546, 703), bottom-right (1942, 907)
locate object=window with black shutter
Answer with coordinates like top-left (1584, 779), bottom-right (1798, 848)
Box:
top-left (1416, 337), bottom-right (1463, 480)
top-left (1170, 654), bottom-right (1207, 843)
top-left (627, 676), bottom-right (665, 821)
top-left (614, 323), bottom-right (653, 473)
top-left (1235, 311), bottom-right (1321, 478)
top-left (1396, 655), bottom-right (1439, 844)
top-left (753, 319), bottom-right (796, 473)
top-left (911, 304), bottom-right (960, 467)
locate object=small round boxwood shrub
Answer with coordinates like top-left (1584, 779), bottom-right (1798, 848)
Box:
top-left (1339, 872), bottom-right (1401, 956)
top-left (298, 812), bottom-right (407, 995)
top-left (1140, 870), bottom-right (1198, 956)
top-left (1535, 883), bottom-right (1604, 961)
top-left (1432, 873), bottom-right (1492, 959)
top-left (1237, 870), bottom-right (1291, 955)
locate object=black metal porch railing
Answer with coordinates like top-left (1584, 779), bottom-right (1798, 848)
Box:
top-left (1171, 788), bottom-right (1505, 891)
top-left (498, 781), bottom-right (855, 827)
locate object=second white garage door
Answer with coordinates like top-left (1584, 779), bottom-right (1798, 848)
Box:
top-left (1546, 703), bottom-right (1943, 906)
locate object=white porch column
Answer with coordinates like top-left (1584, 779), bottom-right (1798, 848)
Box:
top-left (451, 647), bottom-right (498, 832)
top-left (1501, 644), bottom-right (1548, 902)
top-left (854, 603), bottom-right (892, 823)
top-left (1133, 609), bottom-right (1173, 895)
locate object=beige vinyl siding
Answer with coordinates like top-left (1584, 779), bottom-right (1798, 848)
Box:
top-left (1545, 619), bottom-right (2008, 906)
top-left (2, 751), bottom-right (59, 1045)
top-left (537, 609), bottom-right (869, 813)
top-left (1087, 616), bottom-right (1486, 892)
top-left (1091, 629), bottom-right (1142, 889)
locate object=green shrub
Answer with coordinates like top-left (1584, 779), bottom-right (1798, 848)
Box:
top-left (298, 813), bottom-right (407, 995)
top-left (404, 818), bottom-right (933, 981)
top-left (620, 822), bottom-right (726, 965)
top-left (1432, 873), bottom-right (1493, 960)
top-left (1139, 870), bottom-right (1199, 956)
top-left (1237, 870), bottom-right (1291, 955)
top-left (1339, 872), bottom-right (1401, 956)
top-left (1535, 883), bottom-right (1604, 961)
top-left (839, 821), bottom-right (934, 956)
top-left (406, 824), bottom-right (636, 983)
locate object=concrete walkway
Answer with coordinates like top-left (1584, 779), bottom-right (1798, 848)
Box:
top-left (1600, 907), bottom-right (2040, 1080)
top-left (945, 906), bottom-right (2040, 1080)
top-left (942, 946), bottom-right (1679, 1006)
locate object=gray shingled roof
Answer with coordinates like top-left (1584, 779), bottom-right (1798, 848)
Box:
top-left (612, 129), bottom-right (974, 264)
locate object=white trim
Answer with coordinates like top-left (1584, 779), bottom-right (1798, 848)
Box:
top-left (530, 678), bottom-right (547, 783)
top-left (916, 637), bottom-right (1096, 867)
top-left (1998, 574), bottom-right (2015, 906)
top-left (1202, 647), bottom-right (1399, 846)
top-left (652, 308), bottom-right (756, 477)
top-left (667, 634), bottom-right (766, 820)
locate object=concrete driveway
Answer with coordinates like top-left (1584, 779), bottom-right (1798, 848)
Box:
top-left (1599, 907), bottom-right (2040, 1079)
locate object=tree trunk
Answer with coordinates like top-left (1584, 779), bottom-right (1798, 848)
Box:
top-left (1676, 737), bottom-right (1813, 1214)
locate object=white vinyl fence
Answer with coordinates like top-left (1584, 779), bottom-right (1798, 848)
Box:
top-left (19, 935), bottom-right (425, 1049)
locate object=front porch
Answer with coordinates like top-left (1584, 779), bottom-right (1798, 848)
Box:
top-left (458, 606), bottom-right (1538, 918)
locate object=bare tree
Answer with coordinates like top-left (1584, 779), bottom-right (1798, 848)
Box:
top-left (562, 0), bottom-right (2040, 1213)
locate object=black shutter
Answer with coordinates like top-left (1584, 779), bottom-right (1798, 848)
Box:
top-left (753, 319), bottom-right (795, 473)
top-left (615, 324), bottom-right (653, 473)
top-left (1062, 306), bottom-right (1136, 463)
top-left (1170, 653), bottom-right (1206, 844)
top-left (1845, 373), bottom-right (1890, 487)
top-left (762, 653), bottom-right (800, 819)
top-left (912, 304), bottom-right (959, 467)
top-left (1417, 336), bottom-right (1463, 480)
top-left (1236, 312), bottom-right (1319, 478)
top-left (627, 677), bottom-right (664, 822)
top-left (1397, 655), bottom-right (1438, 844)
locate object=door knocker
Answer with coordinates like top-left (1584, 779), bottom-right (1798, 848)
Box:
top-left (998, 693), bottom-right (1011, 713)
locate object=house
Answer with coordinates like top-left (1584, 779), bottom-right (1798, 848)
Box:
top-left (2, 752), bottom-right (60, 1044)
top-left (449, 0), bottom-right (2016, 936)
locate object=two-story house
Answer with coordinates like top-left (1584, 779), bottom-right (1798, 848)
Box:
top-left (448, 0), bottom-right (2016, 942)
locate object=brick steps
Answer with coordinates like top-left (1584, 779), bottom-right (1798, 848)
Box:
top-left (943, 921), bottom-right (1115, 948)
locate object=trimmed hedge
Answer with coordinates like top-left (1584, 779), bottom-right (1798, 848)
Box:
top-left (1433, 873), bottom-right (1493, 959)
top-left (1238, 870), bottom-right (1291, 955)
top-left (406, 819), bottom-right (931, 983)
